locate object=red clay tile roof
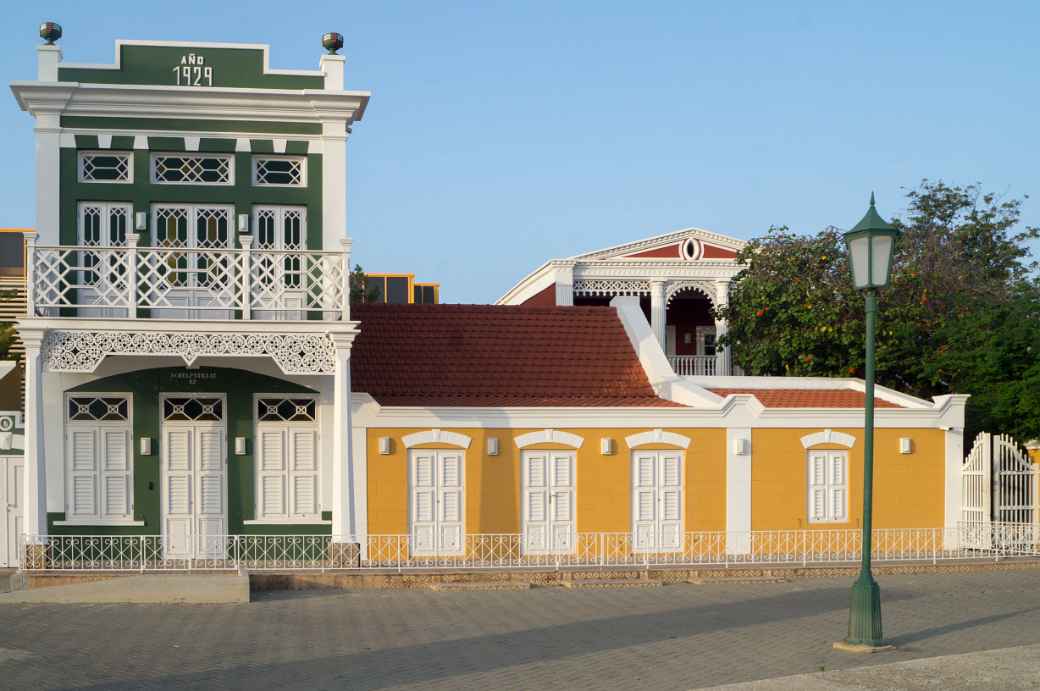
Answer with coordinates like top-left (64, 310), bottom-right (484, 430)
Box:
top-left (708, 388), bottom-right (902, 409)
top-left (351, 304), bottom-right (680, 407)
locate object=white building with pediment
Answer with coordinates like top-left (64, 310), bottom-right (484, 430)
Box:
top-left (497, 228), bottom-right (747, 376)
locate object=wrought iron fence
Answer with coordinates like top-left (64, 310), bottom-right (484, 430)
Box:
top-left (19, 523), bottom-right (1040, 572)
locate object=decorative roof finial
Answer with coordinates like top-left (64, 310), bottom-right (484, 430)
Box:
top-left (869, 191), bottom-right (876, 207)
top-left (321, 32), bottom-right (344, 55)
top-left (39, 21), bottom-right (62, 45)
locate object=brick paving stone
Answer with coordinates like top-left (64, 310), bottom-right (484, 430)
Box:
top-left (0, 571), bottom-right (1039, 689)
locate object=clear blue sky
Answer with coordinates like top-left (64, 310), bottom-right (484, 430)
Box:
top-left (2, 2), bottom-right (1037, 303)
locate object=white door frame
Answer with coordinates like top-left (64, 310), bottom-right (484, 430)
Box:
top-left (159, 393), bottom-right (228, 559)
top-left (251, 393), bottom-right (321, 522)
top-left (1, 456), bottom-right (24, 567)
top-left (521, 450), bottom-right (577, 555)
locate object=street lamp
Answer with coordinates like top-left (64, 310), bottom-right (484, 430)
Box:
top-left (839, 193), bottom-right (899, 652)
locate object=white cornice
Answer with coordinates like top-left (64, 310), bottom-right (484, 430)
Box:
top-left (10, 82), bottom-right (369, 123)
top-left (572, 227), bottom-right (748, 261)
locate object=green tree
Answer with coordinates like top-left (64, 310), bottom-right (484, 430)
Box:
top-left (349, 264), bottom-right (380, 305)
top-left (719, 180), bottom-right (1040, 439)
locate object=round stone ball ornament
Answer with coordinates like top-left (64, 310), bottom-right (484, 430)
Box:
top-left (322, 32), bottom-right (344, 54)
top-left (40, 21), bottom-right (62, 45)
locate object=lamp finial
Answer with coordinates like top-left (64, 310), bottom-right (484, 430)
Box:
top-left (869, 191), bottom-right (876, 207)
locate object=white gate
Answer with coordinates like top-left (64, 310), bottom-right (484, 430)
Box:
top-left (992, 434), bottom-right (1037, 525)
top-left (961, 432), bottom-right (1039, 550)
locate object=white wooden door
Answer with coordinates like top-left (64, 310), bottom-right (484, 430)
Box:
top-left (410, 449), bottom-right (465, 556)
top-left (632, 451), bottom-right (684, 552)
top-left (256, 425), bottom-right (320, 520)
top-left (522, 451), bottom-right (576, 554)
top-left (162, 423), bottom-right (226, 559)
top-left (1, 458), bottom-right (23, 567)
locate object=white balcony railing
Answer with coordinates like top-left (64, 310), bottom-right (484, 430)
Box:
top-left (19, 523), bottom-right (1040, 571)
top-left (26, 237), bottom-right (349, 321)
top-left (669, 354), bottom-right (717, 376)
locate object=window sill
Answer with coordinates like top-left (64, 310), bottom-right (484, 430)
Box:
top-left (53, 520), bottom-right (146, 527)
top-left (242, 519), bottom-right (332, 525)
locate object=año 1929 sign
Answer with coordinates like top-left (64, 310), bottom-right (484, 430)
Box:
top-left (172, 53), bottom-right (213, 87)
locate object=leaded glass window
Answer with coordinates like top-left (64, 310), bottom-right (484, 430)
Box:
top-left (252, 156), bottom-right (305, 187)
top-left (78, 151), bottom-right (132, 183)
top-left (151, 153), bottom-right (232, 185)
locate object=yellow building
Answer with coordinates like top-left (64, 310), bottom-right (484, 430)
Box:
top-left (363, 273), bottom-right (440, 305)
top-left (350, 299), bottom-right (967, 560)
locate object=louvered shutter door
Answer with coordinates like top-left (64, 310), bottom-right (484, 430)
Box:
top-left (289, 430), bottom-right (318, 518)
top-left (550, 452), bottom-right (575, 553)
top-left (633, 453), bottom-right (657, 550)
top-left (68, 429), bottom-right (98, 518)
top-left (195, 428), bottom-right (226, 558)
top-left (828, 453), bottom-right (847, 522)
top-left (808, 453), bottom-right (828, 522)
top-left (437, 451), bottom-right (465, 555)
top-left (658, 453), bottom-right (683, 551)
top-left (257, 429), bottom-right (286, 518)
top-left (100, 429), bottom-right (130, 519)
top-left (523, 452), bottom-right (550, 554)
top-left (411, 451), bottom-right (437, 555)
top-left (164, 428), bottom-right (194, 558)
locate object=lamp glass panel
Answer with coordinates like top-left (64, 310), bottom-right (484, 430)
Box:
top-left (871, 235), bottom-right (893, 287)
top-left (848, 234), bottom-right (871, 289)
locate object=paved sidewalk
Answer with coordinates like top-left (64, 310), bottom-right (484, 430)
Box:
top-left (702, 643), bottom-right (1040, 689)
top-left (0, 573), bottom-right (249, 604)
top-left (0, 570), bottom-right (1039, 689)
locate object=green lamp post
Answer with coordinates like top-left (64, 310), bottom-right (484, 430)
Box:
top-left (840, 193), bottom-right (900, 650)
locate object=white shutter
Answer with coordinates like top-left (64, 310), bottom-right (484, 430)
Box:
top-left (289, 430), bottom-right (318, 518)
top-left (550, 452), bottom-right (575, 553)
top-left (437, 451), bottom-right (465, 555)
top-left (100, 429), bottom-right (130, 519)
top-left (658, 452), bottom-right (683, 551)
top-left (68, 429), bottom-right (98, 518)
top-left (195, 428), bottom-right (226, 558)
top-left (258, 430), bottom-right (286, 518)
top-left (523, 452), bottom-right (550, 553)
top-left (411, 451), bottom-right (438, 555)
top-left (828, 452), bottom-right (848, 522)
top-left (632, 453), bottom-right (657, 551)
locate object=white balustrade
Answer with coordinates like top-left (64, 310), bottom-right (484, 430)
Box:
top-left (669, 354), bottom-right (718, 376)
top-left (27, 242), bottom-right (350, 321)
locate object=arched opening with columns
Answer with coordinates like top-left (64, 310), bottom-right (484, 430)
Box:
top-left (664, 283), bottom-right (717, 366)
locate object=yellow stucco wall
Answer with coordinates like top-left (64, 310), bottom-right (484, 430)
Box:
top-left (751, 428), bottom-right (946, 530)
top-left (367, 426), bottom-right (946, 535)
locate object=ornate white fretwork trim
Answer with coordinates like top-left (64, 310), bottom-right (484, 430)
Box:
top-left (42, 330), bottom-right (339, 375)
top-left (665, 280), bottom-right (720, 305)
top-left (573, 278), bottom-right (650, 296)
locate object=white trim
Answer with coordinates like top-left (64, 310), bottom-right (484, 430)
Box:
top-left (53, 520), bottom-right (145, 526)
top-left (944, 427), bottom-right (964, 547)
top-left (251, 154), bottom-right (307, 188)
top-left (150, 152), bottom-right (234, 186)
top-left (725, 427), bottom-right (752, 554)
top-left (402, 429), bottom-right (472, 449)
top-left (242, 519), bottom-right (332, 525)
top-left (77, 150), bottom-right (133, 184)
top-left (514, 429), bottom-right (584, 449)
top-left (800, 429), bottom-right (856, 449)
top-left (572, 227), bottom-right (746, 261)
top-left (625, 428), bottom-right (692, 449)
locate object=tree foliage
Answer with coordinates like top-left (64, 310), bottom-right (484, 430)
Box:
top-left (349, 264), bottom-right (380, 305)
top-left (719, 180), bottom-right (1040, 440)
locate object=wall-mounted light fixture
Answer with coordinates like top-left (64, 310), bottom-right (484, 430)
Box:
top-left (486, 437), bottom-right (500, 456)
top-left (235, 436), bottom-right (247, 456)
top-left (899, 438), bottom-right (913, 455)
top-left (600, 437), bottom-right (614, 455)
top-left (378, 437), bottom-right (393, 455)
top-left (0, 432), bottom-right (11, 451)
top-left (135, 211), bottom-right (147, 231)
top-left (139, 437), bottom-right (152, 456)
top-left (237, 213), bottom-right (249, 233)
top-left (732, 438), bottom-right (750, 456)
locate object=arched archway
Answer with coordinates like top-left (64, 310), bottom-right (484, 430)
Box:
top-left (662, 283), bottom-right (718, 371)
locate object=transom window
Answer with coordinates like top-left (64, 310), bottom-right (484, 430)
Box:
top-left (253, 156), bottom-right (306, 187)
top-left (78, 151), bottom-right (132, 183)
top-left (257, 398), bottom-right (317, 422)
top-left (151, 153), bottom-right (233, 185)
top-left (163, 397), bottom-right (224, 422)
top-left (67, 396), bottom-right (129, 422)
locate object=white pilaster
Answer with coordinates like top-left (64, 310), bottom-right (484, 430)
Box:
top-left (714, 279), bottom-right (731, 376)
top-left (944, 427), bottom-right (964, 549)
top-left (37, 44), bottom-right (61, 81)
top-left (726, 427), bottom-right (752, 554)
top-left (22, 336), bottom-right (47, 542)
top-left (320, 54), bottom-right (346, 91)
top-left (34, 110), bottom-right (62, 246)
top-left (649, 280), bottom-right (666, 349)
top-left (331, 344), bottom-right (353, 541)
top-left (321, 121), bottom-right (349, 251)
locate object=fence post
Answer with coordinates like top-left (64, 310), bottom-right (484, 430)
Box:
top-left (23, 232), bottom-right (36, 316)
top-left (599, 533), bottom-right (605, 567)
top-left (140, 535), bottom-right (145, 573)
top-left (340, 238), bottom-right (352, 322)
top-left (126, 232), bottom-right (139, 318)
top-left (238, 233), bottom-right (252, 320)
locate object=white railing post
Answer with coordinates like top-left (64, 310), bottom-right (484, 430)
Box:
top-left (238, 234), bottom-right (253, 320)
top-left (23, 232), bottom-right (36, 316)
top-left (126, 233), bottom-right (139, 318)
top-left (340, 237), bottom-right (352, 322)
